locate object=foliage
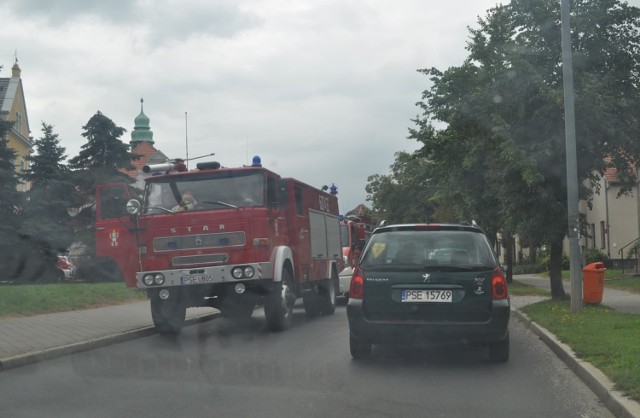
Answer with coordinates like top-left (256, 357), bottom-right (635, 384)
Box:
top-left (513, 263), bottom-right (546, 274)
top-left (365, 151), bottom-right (436, 224)
top-left (68, 111), bottom-right (139, 245)
top-left (15, 123), bottom-right (79, 281)
top-left (584, 247), bottom-right (609, 264)
top-left (386, 0), bottom-right (640, 299)
top-left (0, 120), bottom-right (25, 277)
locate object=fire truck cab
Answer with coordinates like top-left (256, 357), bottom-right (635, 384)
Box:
top-left (95, 160), bottom-right (343, 333)
top-left (338, 215), bottom-right (373, 298)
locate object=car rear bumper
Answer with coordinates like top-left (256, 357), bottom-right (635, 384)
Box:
top-left (338, 267), bottom-right (353, 296)
top-left (347, 298), bottom-right (510, 344)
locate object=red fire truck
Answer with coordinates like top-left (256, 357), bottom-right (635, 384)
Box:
top-left (338, 214), bottom-right (374, 298)
top-left (94, 158), bottom-right (343, 333)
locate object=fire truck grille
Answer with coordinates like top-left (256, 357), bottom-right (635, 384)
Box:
top-left (173, 254), bottom-right (228, 266)
top-left (153, 232), bottom-right (246, 252)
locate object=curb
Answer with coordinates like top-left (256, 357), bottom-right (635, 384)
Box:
top-left (0, 312), bottom-right (219, 372)
top-left (513, 309), bottom-right (640, 418)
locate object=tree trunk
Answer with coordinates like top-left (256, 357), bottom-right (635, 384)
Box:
top-left (529, 237), bottom-right (538, 264)
top-left (548, 239), bottom-right (567, 300)
top-left (504, 234), bottom-right (514, 283)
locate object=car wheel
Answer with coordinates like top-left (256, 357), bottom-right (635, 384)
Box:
top-left (264, 269), bottom-right (294, 331)
top-left (150, 291), bottom-right (186, 334)
top-left (350, 334), bottom-right (372, 360)
top-left (488, 332), bottom-right (510, 363)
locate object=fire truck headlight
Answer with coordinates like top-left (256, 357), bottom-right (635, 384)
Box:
top-left (232, 267), bottom-right (244, 280)
top-left (243, 266), bottom-right (255, 278)
top-left (159, 289), bottom-right (170, 300)
top-left (143, 274), bottom-right (155, 286)
top-left (235, 283), bottom-right (246, 294)
top-left (154, 273), bottom-right (165, 285)
top-left (126, 199), bottom-right (141, 215)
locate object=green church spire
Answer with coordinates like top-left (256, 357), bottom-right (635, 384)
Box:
top-left (131, 98), bottom-right (154, 146)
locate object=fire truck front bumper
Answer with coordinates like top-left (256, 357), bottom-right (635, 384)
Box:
top-left (136, 262), bottom-right (273, 289)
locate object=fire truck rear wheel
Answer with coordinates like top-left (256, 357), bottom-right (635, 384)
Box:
top-left (318, 276), bottom-right (337, 315)
top-left (150, 292), bottom-right (186, 334)
top-left (264, 269), bottom-right (294, 332)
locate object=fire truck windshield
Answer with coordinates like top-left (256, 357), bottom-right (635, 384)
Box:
top-left (142, 171), bottom-right (266, 214)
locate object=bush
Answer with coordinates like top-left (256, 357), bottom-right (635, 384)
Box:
top-left (585, 248), bottom-right (609, 264)
top-left (541, 252), bottom-right (570, 272)
top-left (513, 263), bottom-right (546, 274)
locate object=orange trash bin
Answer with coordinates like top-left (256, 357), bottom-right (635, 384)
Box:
top-left (582, 262), bottom-right (606, 304)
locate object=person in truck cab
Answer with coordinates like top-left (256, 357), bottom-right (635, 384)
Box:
top-left (172, 191), bottom-right (197, 211)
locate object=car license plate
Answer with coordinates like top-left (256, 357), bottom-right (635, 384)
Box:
top-left (180, 273), bottom-right (215, 285)
top-left (401, 289), bottom-right (453, 303)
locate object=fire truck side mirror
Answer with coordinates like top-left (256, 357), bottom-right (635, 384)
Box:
top-left (126, 199), bottom-right (141, 215)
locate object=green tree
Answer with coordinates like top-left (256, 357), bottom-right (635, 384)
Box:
top-left (68, 111), bottom-right (139, 244)
top-left (18, 123), bottom-right (78, 280)
top-left (405, 0), bottom-right (640, 299)
top-left (0, 120), bottom-right (25, 277)
top-left (365, 151), bottom-right (436, 224)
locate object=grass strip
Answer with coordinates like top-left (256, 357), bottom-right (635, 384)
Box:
top-left (522, 300), bottom-right (640, 402)
top-left (0, 283), bottom-right (147, 318)
top-left (508, 280), bottom-right (550, 297)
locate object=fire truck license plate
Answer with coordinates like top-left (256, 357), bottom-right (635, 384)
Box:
top-left (181, 273), bottom-right (215, 285)
top-left (401, 289), bottom-right (452, 303)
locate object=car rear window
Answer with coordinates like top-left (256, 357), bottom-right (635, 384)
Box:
top-left (361, 229), bottom-right (496, 268)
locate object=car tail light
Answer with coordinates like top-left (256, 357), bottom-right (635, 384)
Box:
top-left (491, 267), bottom-right (508, 300)
top-left (349, 267), bottom-right (365, 299)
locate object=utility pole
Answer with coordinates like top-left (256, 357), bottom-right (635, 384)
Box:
top-left (560, 0), bottom-right (583, 313)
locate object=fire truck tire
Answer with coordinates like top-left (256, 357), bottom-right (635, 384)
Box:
top-left (302, 290), bottom-right (319, 317)
top-left (318, 277), bottom-right (337, 315)
top-left (150, 293), bottom-right (186, 334)
top-left (264, 269), bottom-right (294, 332)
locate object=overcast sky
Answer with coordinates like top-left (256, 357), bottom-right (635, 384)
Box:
top-left (3, 0), bottom-right (638, 213)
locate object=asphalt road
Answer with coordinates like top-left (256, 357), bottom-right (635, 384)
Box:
top-left (0, 305), bottom-right (614, 418)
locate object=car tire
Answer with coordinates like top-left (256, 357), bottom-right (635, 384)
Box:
top-left (150, 291), bottom-right (186, 334)
top-left (488, 332), bottom-right (510, 363)
top-left (350, 334), bottom-right (372, 360)
top-left (264, 269), bottom-right (294, 331)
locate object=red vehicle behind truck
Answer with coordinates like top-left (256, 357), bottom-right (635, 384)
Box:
top-left (94, 158), bottom-right (343, 333)
top-left (338, 214), bottom-right (374, 298)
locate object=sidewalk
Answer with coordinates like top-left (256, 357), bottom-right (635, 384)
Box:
top-left (0, 300), bottom-right (218, 370)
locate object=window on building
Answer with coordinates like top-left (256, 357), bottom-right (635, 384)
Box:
top-left (590, 223), bottom-right (596, 250)
top-left (600, 220), bottom-right (606, 249)
top-left (15, 112), bottom-right (22, 132)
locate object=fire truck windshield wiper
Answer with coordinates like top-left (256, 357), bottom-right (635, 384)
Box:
top-left (145, 206), bottom-right (177, 215)
top-left (203, 200), bottom-right (240, 210)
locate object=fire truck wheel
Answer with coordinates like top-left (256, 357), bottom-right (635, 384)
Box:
top-left (302, 290), bottom-right (319, 317)
top-left (318, 277), bottom-right (337, 315)
top-left (264, 269), bottom-right (294, 332)
top-left (150, 293), bottom-right (186, 334)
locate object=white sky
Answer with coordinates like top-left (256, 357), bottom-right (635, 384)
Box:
top-left (3, 0), bottom-right (638, 212)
